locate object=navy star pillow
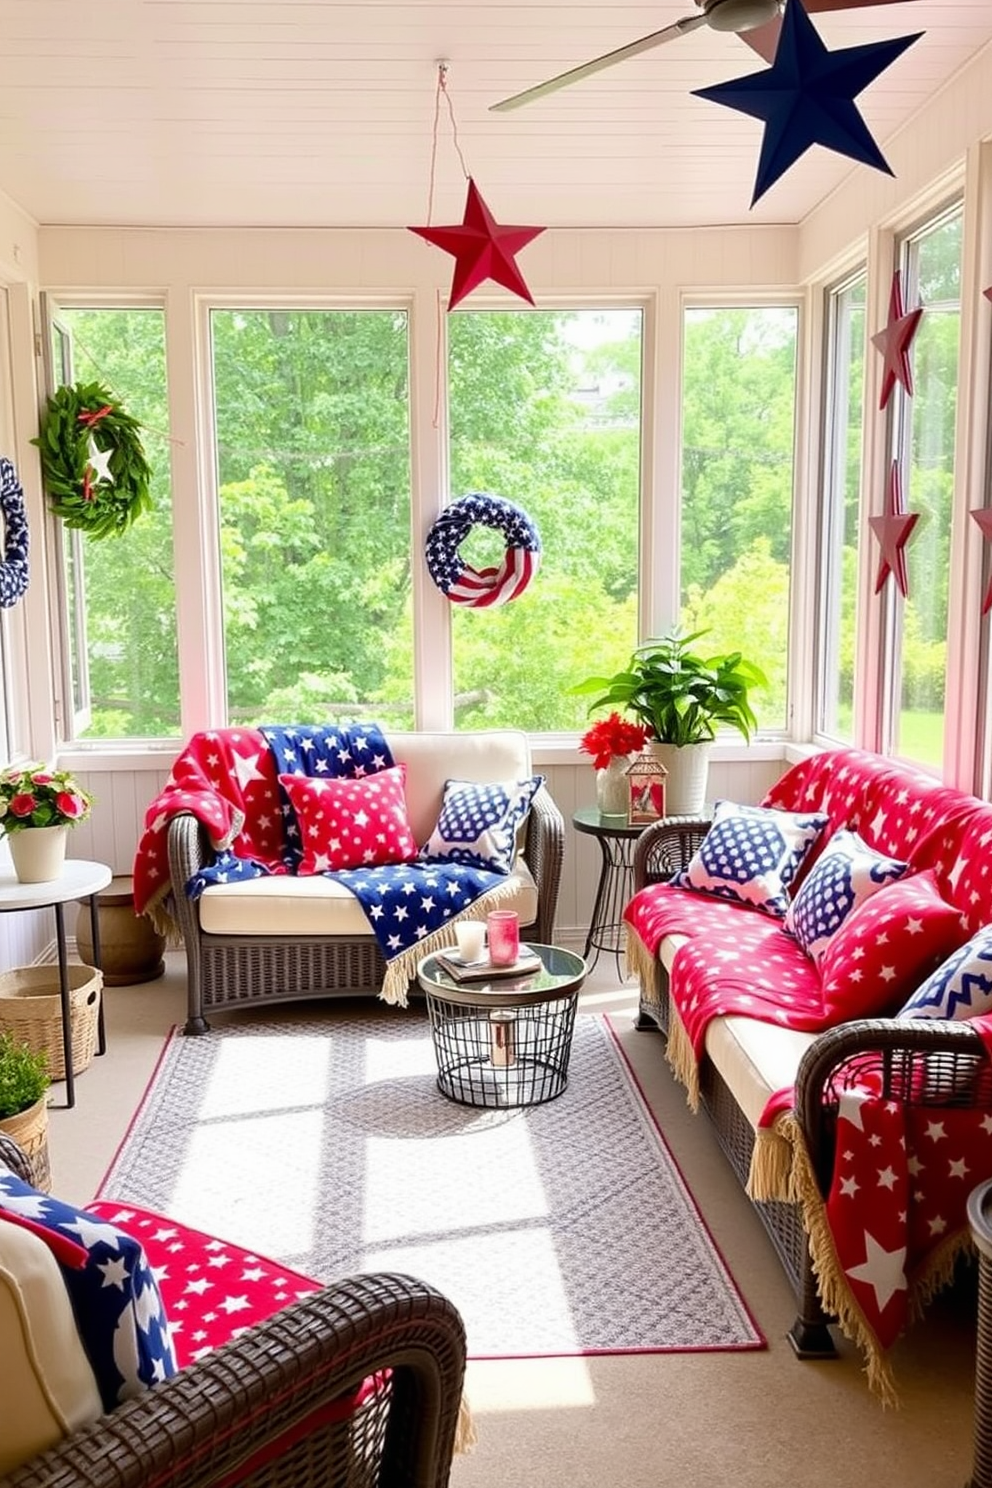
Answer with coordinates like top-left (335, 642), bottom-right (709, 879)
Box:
top-left (784, 828), bottom-right (911, 965)
top-left (424, 775), bottom-right (544, 875)
top-left (0, 1170), bottom-right (177, 1412)
top-left (671, 800), bottom-right (829, 918)
top-left (898, 924), bottom-right (992, 1021)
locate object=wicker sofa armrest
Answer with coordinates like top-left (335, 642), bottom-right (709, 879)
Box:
top-left (522, 784), bottom-right (564, 943)
top-left (795, 1017), bottom-right (992, 1193)
top-left (631, 815), bottom-right (711, 892)
top-left (4, 1271), bottom-right (467, 1488)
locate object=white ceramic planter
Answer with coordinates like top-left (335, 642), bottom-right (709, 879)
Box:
top-left (7, 826), bottom-right (68, 884)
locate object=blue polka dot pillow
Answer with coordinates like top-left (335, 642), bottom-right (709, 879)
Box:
top-left (424, 775), bottom-right (544, 874)
top-left (897, 924), bottom-right (992, 1020)
top-left (671, 800), bottom-right (829, 917)
top-left (783, 828), bottom-right (911, 965)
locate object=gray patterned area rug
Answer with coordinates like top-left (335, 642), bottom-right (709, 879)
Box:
top-left (99, 1010), bottom-right (764, 1358)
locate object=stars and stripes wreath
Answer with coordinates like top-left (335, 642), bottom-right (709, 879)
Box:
top-left (0, 457), bottom-right (29, 608)
top-left (425, 491), bottom-right (541, 607)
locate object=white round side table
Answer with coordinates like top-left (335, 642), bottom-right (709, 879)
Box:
top-left (0, 859), bottom-right (112, 1108)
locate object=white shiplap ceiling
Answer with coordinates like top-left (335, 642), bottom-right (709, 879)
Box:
top-left (0, 1), bottom-right (989, 232)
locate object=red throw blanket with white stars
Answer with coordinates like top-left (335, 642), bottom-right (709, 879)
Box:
top-left (133, 727), bottom-right (288, 933)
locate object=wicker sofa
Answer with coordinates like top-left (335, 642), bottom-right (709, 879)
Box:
top-left (626, 747), bottom-right (992, 1359)
top-left (155, 728), bottom-right (564, 1034)
top-left (0, 1133), bottom-right (468, 1488)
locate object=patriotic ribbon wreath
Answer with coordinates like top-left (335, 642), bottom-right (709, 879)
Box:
top-left (0, 457), bottom-right (29, 608)
top-left (425, 492), bottom-right (541, 608)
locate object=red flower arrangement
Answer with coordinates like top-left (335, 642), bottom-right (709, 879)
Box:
top-left (578, 712), bottom-right (650, 771)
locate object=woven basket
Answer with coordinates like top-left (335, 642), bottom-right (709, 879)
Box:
top-left (0, 1096), bottom-right (51, 1192)
top-left (0, 965), bottom-right (103, 1081)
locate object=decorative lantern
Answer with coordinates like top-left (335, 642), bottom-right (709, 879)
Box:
top-left (625, 752), bottom-right (668, 826)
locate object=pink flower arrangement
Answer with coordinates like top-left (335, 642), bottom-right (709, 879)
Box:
top-left (578, 712), bottom-right (650, 771)
top-left (0, 764), bottom-right (93, 834)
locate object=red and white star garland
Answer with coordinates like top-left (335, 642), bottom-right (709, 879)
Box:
top-left (871, 269), bottom-right (924, 410)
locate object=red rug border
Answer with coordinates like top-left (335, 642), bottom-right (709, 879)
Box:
top-left (93, 1010), bottom-right (766, 1359)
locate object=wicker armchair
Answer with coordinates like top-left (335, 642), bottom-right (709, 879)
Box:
top-left (0, 1137), bottom-right (469, 1488)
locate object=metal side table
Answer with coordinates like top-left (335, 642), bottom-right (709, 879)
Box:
top-left (0, 859), bottom-right (112, 1108)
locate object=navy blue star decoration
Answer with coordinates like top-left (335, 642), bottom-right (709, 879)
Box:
top-left (693, 0), bottom-right (923, 207)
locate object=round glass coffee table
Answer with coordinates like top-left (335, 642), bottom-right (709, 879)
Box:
top-left (417, 944), bottom-right (587, 1109)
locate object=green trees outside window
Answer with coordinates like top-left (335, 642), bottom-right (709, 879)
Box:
top-left (680, 306), bottom-right (798, 730)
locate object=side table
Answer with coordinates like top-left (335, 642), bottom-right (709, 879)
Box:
top-left (417, 944), bottom-right (587, 1108)
top-left (572, 806), bottom-right (646, 974)
top-left (0, 860), bottom-right (112, 1108)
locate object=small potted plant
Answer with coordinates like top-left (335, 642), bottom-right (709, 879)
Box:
top-left (0, 763), bottom-right (93, 883)
top-left (0, 1030), bottom-right (51, 1189)
top-left (572, 628), bottom-right (766, 814)
top-left (579, 711), bottom-right (650, 817)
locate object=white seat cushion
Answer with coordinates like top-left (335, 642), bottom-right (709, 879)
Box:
top-left (0, 1220), bottom-right (103, 1474)
top-left (703, 1015), bottom-right (818, 1132)
top-left (199, 856), bottom-right (539, 936)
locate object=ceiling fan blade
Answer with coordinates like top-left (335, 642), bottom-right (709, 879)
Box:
top-left (490, 14), bottom-right (707, 113)
top-left (740, 0), bottom-right (923, 64)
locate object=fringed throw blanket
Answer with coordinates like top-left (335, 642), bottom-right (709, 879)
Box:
top-left (133, 723), bottom-right (513, 1006)
top-left (751, 1021), bottom-right (992, 1404)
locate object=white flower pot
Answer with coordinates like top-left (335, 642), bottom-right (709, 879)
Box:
top-left (647, 741), bottom-right (711, 816)
top-left (7, 826), bottom-right (68, 884)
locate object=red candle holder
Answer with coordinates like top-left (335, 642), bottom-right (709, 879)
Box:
top-left (487, 910), bottom-right (520, 967)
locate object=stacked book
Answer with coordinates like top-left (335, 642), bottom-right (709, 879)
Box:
top-left (434, 946), bottom-right (542, 983)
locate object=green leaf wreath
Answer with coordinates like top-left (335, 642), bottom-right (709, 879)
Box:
top-left (32, 380), bottom-right (153, 540)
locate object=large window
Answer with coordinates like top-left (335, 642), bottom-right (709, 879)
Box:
top-left (447, 309), bottom-right (642, 732)
top-left (50, 307), bottom-right (179, 740)
top-left (818, 273), bottom-right (866, 742)
top-left (209, 309), bottom-right (414, 728)
top-left (680, 306), bottom-right (798, 731)
top-left (889, 209), bottom-right (962, 768)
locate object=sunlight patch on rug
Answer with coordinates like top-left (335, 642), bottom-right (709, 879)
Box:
top-left (100, 1010), bottom-right (764, 1358)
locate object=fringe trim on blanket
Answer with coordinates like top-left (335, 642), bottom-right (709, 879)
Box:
top-left (378, 879), bottom-right (522, 1007)
top-left (746, 1114), bottom-right (798, 1203)
top-left (664, 999), bottom-right (701, 1113)
top-left (780, 1112), bottom-right (900, 1407)
top-left (455, 1393), bottom-right (478, 1455)
top-left (624, 928), bottom-right (659, 1000)
top-left (144, 886), bottom-right (183, 946)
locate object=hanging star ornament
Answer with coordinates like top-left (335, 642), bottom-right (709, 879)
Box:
top-left (86, 435), bottom-right (114, 486)
top-left (692, 0), bottom-right (923, 208)
top-left (970, 508), bottom-right (992, 616)
top-left (869, 462), bottom-right (920, 599)
top-left (408, 177), bottom-right (545, 310)
top-left (871, 270), bottom-right (924, 410)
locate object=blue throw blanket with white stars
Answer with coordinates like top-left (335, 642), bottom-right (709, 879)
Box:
top-left (188, 724), bottom-right (506, 995)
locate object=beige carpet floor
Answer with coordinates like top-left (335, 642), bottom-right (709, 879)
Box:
top-left (46, 952), bottom-right (979, 1488)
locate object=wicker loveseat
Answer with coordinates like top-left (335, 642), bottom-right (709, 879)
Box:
top-left (625, 747), bottom-right (992, 1365)
top-left (141, 728), bottom-right (563, 1035)
top-left (0, 1134), bottom-right (468, 1488)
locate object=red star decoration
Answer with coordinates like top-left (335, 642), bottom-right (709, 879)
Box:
top-left (408, 178), bottom-right (545, 311)
top-left (869, 462), bottom-right (920, 599)
top-left (971, 507), bottom-right (992, 615)
top-left (871, 270), bottom-right (924, 410)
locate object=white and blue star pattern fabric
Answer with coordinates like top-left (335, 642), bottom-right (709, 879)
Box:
top-left (424, 775), bottom-right (543, 874)
top-left (898, 924), bottom-right (992, 1020)
top-left (0, 1171), bottom-right (177, 1410)
top-left (262, 723), bottom-right (395, 872)
top-left (784, 828), bottom-right (911, 964)
top-left (671, 800), bottom-right (829, 918)
top-left (0, 457), bottom-right (29, 608)
top-left (425, 492), bottom-right (541, 607)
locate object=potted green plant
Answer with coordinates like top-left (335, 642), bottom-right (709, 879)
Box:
top-left (571, 628), bottom-right (766, 813)
top-left (0, 1030), bottom-right (51, 1189)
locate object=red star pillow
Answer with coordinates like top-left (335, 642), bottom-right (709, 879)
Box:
top-left (818, 869), bottom-right (967, 1022)
top-left (278, 765), bottom-right (418, 874)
